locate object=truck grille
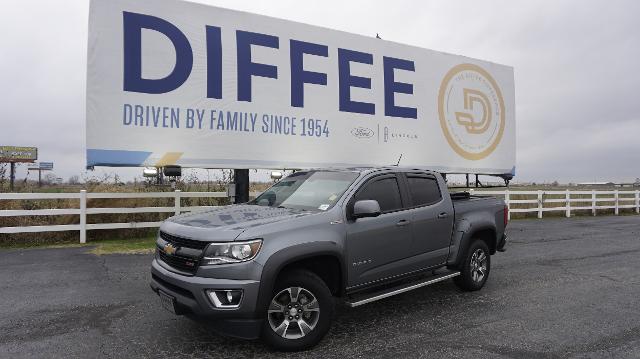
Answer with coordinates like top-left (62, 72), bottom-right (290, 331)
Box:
top-left (160, 231), bottom-right (209, 250)
top-left (158, 231), bottom-right (210, 274)
top-left (158, 250), bottom-right (199, 274)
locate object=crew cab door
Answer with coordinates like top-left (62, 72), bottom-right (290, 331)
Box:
top-left (344, 173), bottom-right (413, 287)
top-left (401, 173), bottom-right (454, 267)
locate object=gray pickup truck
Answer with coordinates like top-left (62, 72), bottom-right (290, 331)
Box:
top-left (150, 167), bottom-right (507, 351)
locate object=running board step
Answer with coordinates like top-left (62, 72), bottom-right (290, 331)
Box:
top-left (345, 270), bottom-right (460, 307)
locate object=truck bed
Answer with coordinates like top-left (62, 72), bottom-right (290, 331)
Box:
top-left (450, 191), bottom-right (506, 223)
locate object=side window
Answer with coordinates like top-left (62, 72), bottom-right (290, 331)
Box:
top-left (355, 177), bottom-right (402, 212)
top-left (407, 175), bottom-right (442, 206)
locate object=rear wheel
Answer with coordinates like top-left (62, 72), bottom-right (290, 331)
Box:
top-left (262, 270), bottom-right (334, 351)
top-left (454, 239), bottom-right (491, 291)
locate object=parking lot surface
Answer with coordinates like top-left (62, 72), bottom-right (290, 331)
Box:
top-left (1, 216), bottom-right (640, 358)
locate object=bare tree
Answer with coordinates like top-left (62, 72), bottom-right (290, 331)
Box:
top-left (68, 175), bottom-right (80, 185)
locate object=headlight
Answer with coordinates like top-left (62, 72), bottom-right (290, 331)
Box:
top-left (202, 239), bottom-right (262, 265)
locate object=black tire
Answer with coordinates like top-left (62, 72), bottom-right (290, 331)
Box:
top-left (261, 270), bottom-right (334, 351)
top-left (454, 239), bottom-right (491, 291)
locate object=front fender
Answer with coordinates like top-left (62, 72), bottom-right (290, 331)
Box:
top-left (255, 241), bottom-right (346, 319)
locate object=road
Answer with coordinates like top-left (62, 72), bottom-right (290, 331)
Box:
top-left (1, 216), bottom-right (640, 358)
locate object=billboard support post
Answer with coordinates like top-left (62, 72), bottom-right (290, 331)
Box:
top-left (27, 162), bottom-right (53, 188)
top-left (234, 169), bottom-right (249, 204)
top-left (10, 162), bottom-right (15, 192)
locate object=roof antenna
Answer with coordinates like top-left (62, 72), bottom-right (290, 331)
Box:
top-left (395, 154), bottom-right (403, 166)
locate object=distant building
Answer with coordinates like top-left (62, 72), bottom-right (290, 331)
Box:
top-left (578, 182), bottom-right (615, 186)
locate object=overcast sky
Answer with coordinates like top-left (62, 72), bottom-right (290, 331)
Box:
top-left (1, 0), bottom-right (639, 184)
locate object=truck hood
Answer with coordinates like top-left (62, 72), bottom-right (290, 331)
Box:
top-left (160, 204), bottom-right (313, 242)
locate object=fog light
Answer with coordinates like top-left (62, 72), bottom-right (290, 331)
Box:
top-left (207, 289), bottom-right (243, 308)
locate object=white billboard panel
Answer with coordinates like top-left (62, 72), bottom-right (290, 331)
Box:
top-left (87, 0), bottom-right (515, 175)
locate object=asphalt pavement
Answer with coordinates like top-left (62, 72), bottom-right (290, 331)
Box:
top-left (1, 215), bottom-right (640, 358)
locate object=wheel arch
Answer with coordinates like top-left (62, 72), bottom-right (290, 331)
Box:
top-left (452, 225), bottom-right (498, 267)
top-left (256, 243), bottom-right (346, 319)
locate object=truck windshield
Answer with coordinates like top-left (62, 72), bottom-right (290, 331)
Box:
top-left (251, 171), bottom-right (359, 211)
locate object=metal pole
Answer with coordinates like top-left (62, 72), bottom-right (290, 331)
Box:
top-left (9, 162), bottom-right (15, 192)
top-left (38, 169), bottom-right (42, 187)
top-left (234, 169), bottom-right (250, 204)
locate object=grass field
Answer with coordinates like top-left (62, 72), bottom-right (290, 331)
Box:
top-left (0, 235), bottom-right (157, 255)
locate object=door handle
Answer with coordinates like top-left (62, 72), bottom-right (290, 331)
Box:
top-left (437, 212), bottom-right (449, 219)
top-left (396, 219), bottom-right (410, 227)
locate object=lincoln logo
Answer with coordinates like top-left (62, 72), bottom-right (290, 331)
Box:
top-left (163, 243), bottom-right (177, 255)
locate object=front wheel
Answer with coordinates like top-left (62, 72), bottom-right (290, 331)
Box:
top-left (454, 240), bottom-right (491, 291)
top-left (262, 270), bottom-right (334, 351)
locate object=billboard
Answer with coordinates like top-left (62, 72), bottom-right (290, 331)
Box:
top-left (0, 146), bottom-right (37, 162)
top-left (29, 162), bottom-right (54, 170)
top-left (87, 0), bottom-right (515, 175)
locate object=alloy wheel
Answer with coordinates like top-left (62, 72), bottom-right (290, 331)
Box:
top-left (470, 248), bottom-right (488, 283)
top-left (267, 287), bottom-right (320, 339)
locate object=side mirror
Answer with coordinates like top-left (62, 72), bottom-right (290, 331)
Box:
top-left (353, 200), bottom-right (381, 219)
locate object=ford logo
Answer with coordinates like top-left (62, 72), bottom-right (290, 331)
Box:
top-left (351, 127), bottom-right (375, 139)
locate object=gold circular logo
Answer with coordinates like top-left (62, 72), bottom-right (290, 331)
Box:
top-left (438, 63), bottom-right (505, 160)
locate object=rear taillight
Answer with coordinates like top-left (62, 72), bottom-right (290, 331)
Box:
top-left (504, 205), bottom-right (509, 227)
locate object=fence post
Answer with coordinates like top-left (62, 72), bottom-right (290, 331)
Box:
top-left (565, 189), bottom-right (571, 218)
top-left (80, 190), bottom-right (87, 244)
top-left (592, 190), bottom-right (596, 216)
top-left (174, 190), bottom-right (182, 215)
top-left (537, 190), bottom-right (543, 219)
top-left (614, 190), bottom-right (619, 215)
top-left (504, 189), bottom-right (510, 220)
top-left (636, 190), bottom-right (639, 214)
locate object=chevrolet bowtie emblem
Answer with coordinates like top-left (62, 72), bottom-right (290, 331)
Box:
top-left (164, 243), bottom-right (177, 255)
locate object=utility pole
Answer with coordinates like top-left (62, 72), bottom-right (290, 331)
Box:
top-left (234, 169), bottom-right (250, 204)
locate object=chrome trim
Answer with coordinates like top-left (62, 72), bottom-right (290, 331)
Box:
top-left (346, 263), bottom-right (445, 292)
top-left (207, 289), bottom-right (244, 309)
top-left (346, 272), bottom-right (460, 307)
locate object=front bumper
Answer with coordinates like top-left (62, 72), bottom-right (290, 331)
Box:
top-left (497, 234), bottom-right (507, 252)
top-left (150, 258), bottom-right (263, 339)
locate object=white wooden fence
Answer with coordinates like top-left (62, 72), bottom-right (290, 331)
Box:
top-left (1, 189), bottom-right (639, 243)
top-left (471, 189), bottom-right (640, 220)
top-left (0, 190), bottom-right (256, 243)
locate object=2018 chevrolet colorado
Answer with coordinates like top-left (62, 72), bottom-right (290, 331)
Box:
top-left (150, 167), bottom-right (508, 351)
